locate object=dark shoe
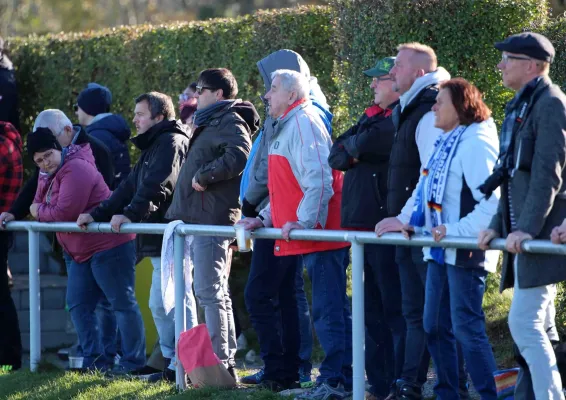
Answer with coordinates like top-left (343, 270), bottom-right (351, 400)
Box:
top-left (138, 368), bottom-right (176, 383)
top-left (128, 365), bottom-right (162, 376)
top-left (258, 379), bottom-right (301, 393)
top-left (227, 366), bottom-right (238, 383)
top-left (395, 379), bottom-right (422, 400)
top-left (241, 368), bottom-right (264, 384)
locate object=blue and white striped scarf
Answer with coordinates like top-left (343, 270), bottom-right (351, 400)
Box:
top-left (409, 125), bottom-right (468, 265)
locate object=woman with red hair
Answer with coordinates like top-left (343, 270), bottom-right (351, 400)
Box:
top-left (400, 78), bottom-right (500, 399)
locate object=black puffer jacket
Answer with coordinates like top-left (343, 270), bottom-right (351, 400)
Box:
top-left (166, 100), bottom-right (258, 225)
top-left (91, 119), bottom-right (190, 259)
top-left (387, 85), bottom-right (438, 216)
top-left (0, 54), bottom-right (19, 132)
top-left (329, 103), bottom-right (397, 228)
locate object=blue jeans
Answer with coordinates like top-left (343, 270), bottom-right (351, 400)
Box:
top-left (365, 244), bottom-right (406, 397)
top-left (63, 252), bottom-right (117, 362)
top-left (424, 261), bottom-right (497, 400)
top-left (245, 238), bottom-right (301, 382)
top-left (66, 241), bottom-right (146, 370)
top-left (295, 264), bottom-right (313, 374)
top-left (303, 247), bottom-right (352, 388)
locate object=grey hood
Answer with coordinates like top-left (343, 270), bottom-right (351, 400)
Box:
top-left (257, 49), bottom-right (311, 93)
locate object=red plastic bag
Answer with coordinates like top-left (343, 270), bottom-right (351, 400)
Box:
top-left (177, 324), bottom-right (236, 389)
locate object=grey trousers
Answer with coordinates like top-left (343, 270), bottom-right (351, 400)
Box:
top-left (190, 236), bottom-right (236, 367)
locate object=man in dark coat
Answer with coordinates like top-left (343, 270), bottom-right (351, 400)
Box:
top-left (0, 37), bottom-right (20, 131)
top-left (77, 92), bottom-right (192, 382)
top-left (76, 83), bottom-right (132, 188)
top-left (479, 32), bottom-right (566, 399)
top-left (328, 57), bottom-right (404, 400)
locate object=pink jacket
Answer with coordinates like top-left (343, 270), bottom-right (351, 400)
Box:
top-left (34, 144), bottom-right (135, 263)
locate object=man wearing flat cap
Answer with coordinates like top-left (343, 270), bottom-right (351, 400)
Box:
top-left (478, 32), bottom-right (566, 399)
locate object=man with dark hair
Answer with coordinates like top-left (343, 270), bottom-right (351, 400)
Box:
top-left (77, 91), bottom-right (195, 382)
top-left (167, 68), bottom-right (258, 378)
top-left (0, 122), bottom-right (22, 371)
top-left (0, 37), bottom-right (20, 131)
top-left (76, 83), bottom-right (132, 188)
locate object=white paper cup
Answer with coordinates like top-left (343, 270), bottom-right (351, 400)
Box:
top-left (234, 224), bottom-right (252, 252)
top-left (68, 356), bottom-right (83, 369)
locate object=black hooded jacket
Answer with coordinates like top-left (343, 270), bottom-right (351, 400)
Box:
top-left (166, 100), bottom-right (258, 225)
top-left (91, 119), bottom-right (190, 259)
top-left (0, 54), bottom-right (20, 131)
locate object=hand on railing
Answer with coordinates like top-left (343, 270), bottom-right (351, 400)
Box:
top-left (77, 213), bottom-right (94, 231)
top-left (0, 212), bottom-right (15, 230)
top-left (505, 231), bottom-right (533, 254)
top-left (110, 215), bottom-right (132, 233)
top-left (375, 217), bottom-right (403, 237)
top-left (478, 229), bottom-right (498, 251)
top-left (551, 220), bottom-right (566, 244)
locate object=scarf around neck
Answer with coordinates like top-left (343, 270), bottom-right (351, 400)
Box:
top-left (193, 100), bottom-right (234, 127)
top-left (409, 125), bottom-right (468, 265)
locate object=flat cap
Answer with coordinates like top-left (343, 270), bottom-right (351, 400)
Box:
top-left (495, 32), bottom-right (555, 63)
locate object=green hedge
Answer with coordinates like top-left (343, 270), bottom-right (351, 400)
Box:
top-left (7, 6), bottom-right (337, 140)
top-left (330, 0), bottom-right (549, 128)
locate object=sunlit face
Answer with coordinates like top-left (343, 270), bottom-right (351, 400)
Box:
top-left (195, 83), bottom-right (221, 110)
top-left (132, 100), bottom-right (161, 135)
top-left (33, 149), bottom-right (62, 174)
top-left (370, 74), bottom-right (396, 106)
top-left (389, 49), bottom-right (420, 95)
top-left (76, 106), bottom-right (90, 126)
top-left (264, 76), bottom-right (295, 119)
top-left (432, 88), bottom-right (460, 132)
top-left (497, 52), bottom-right (536, 91)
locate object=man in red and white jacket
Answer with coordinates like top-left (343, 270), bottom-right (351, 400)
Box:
top-left (239, 69), bottom-right (352, 399)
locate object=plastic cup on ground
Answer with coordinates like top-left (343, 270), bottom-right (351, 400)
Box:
top-left (68, 356), bottom-right (83, 369)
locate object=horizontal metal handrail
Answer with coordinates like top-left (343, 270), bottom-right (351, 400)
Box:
top-left (7, 220), bottom-right (566, 399)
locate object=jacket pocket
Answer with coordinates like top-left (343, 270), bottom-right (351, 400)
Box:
top-left (515, 137), bottom-right (535, 173)
top-left (372, 173), bottom-right (383, 205)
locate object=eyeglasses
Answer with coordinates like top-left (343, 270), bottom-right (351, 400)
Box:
top-left (501, 54), bottom-right (532, 64)
top-left (179, 93), bottom-right (190, 102)
top-left (373, 76), bottom-right (392, 82)
top-left (196, 85), bottom-right (215, 95)
top-left (33, 150), bottom-right (56, 166)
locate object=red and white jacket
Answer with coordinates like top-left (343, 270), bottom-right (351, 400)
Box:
top-left (259, 99), bottom-right (348, 256)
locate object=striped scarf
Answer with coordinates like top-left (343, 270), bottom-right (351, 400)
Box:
top-left (409, 125), bottom-right (468, 265)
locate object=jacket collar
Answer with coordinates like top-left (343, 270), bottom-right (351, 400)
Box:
top-left (131, 119), bottom-right (176, 151)
top-left (278, 98), bottom-right (309, 125)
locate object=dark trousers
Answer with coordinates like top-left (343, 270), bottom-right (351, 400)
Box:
top-left (245, 238), bottom-right (301, 383)
top-left (0, 232), bottom-right (22, 370)
top-left (365, 244), bottom-right (406, 397)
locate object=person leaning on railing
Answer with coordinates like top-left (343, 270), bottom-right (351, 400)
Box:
top-left (27, 127), bottom-right (146, 374)
top-left (478, 32), bottom-right (566, 399)
top-left (399, 78), bottom-right (500, 399)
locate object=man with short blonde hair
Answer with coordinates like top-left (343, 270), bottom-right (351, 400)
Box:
top-left (396, 42), bottom-right (438, 71)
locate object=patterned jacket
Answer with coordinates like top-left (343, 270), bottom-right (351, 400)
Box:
top-left (0, 122), bottom-right (23, 213)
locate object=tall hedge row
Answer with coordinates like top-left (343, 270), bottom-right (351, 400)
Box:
top-left (330, 0), bottom-right (549, 126)
top-left (7, 6), bottom-right (337, 139)
top-left (6, 1), bottom-right (556, 141)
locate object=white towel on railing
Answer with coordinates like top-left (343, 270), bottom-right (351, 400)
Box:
top-left (161, 220), bottom-right (193, 315)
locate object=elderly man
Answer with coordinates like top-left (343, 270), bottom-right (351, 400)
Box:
top-left (329, 57), bottom-right (404, 400)
top-left (166, 69), bottom-right (258, 378)
top-left (479, 32), bottom-right (566, 399)
top-left (239, 69), bottom-right (351, 400)
top-left (77, 92), bottom-right (195, 382)
top-left (239, 49), bottom-right (331, 389)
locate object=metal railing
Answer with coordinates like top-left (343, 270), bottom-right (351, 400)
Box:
top-left (5, 220), bottom-right (566, 399)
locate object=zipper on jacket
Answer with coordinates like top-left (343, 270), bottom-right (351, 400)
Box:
top-left (373, 174), bottom-right (383, 205)
top-left (201, 192), bottom-right (205, 211)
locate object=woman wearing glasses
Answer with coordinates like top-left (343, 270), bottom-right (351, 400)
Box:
top-left (179, 82), bottom-right (198, 126)
top-left (399, 78), bottom-right (500, 399)
top-left (27, 127), bottom-right (146, 374)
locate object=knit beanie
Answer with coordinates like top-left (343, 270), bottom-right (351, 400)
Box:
top-left (27, 127), bottom-right (62, 159)
top-left (77, 83), bottom-right (112, 116)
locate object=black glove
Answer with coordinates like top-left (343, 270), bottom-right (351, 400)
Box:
top-left (242, 198), bottom-right (259, 218)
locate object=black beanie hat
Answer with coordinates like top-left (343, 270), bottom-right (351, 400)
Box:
top-left (27, 127), bottom-right (62, 159)
top-left (77, 83), bottom-right (112, 116)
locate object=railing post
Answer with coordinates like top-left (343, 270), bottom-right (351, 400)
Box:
top-left (28, 228), bottom-right (41, 372)
top-left (174, 232), bottom-right (187, 390)
top-left (351, 240), bottom-right (365, 400)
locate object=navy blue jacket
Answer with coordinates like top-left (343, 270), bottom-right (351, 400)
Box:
top-left (86, 113), bottom-right (132, 188)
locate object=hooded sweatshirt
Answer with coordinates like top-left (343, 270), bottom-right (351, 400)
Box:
top-left (166, 100), bottom-right (258, 225)
top-left (240, 49), bottom-right (333, 215)
top-left (86, 113), bottom-right (132, 187)
top-left (34, 143), bottom-right (134, 263)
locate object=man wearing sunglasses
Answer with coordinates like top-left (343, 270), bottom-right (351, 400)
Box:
top-left (329, 57), bottom-right (404, 400)
top-left (167, 68), bottom-right (258, 379)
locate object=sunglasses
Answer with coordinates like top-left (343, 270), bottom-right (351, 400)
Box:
top-left (196, 85), bottom-right (216, 95)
